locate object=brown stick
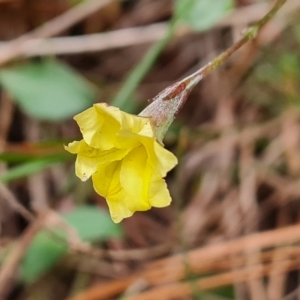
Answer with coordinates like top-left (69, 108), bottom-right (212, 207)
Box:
top-left (0, 182), bottom-right (35, 222)
top-left (0, 1), bottom-right (298, 57)
top-left (0, 0), bottom-right (113, 66)
top-left (0, 220), bottom-right (42, 298)
top-left (125, 257), bottom-right (300, 300)
top-left (69, 224), bottom-right (300, 300)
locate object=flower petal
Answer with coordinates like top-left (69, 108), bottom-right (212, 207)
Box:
top-left (120, 147), bottom-right (152, 212)
top-left (154, 142), bottom-right (178, 176)
top-left (69, 140), bottom-right (131, 181)
top-left (116, 112), bottom-right (153, 148)
top-left (64, 140), bottom-right (81, 154)
top-left (148, 169), bottom-right (172, 207)
top-left (92, 161), bottom-right (133, 223)
top-left (137, 118), bottom-right (155, 138)
top-left (106, 196), bottom-right (134, 223)
top-left (92, 161), bottom-right (121, 197)
top-left (74, 104), bottom-right (120, 150)
top-left (67, 103), bottom-right (178, 223)
top-left (121, 112), bottom-right (153, 137)
top-left (140, 137), bottom-right (178, 177)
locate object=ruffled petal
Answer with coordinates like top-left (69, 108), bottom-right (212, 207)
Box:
top-left (153, 141), bottom-right (178, 176)
top-left (116, 112), bottom-right (153, 148)
top-left (106, 196), bottom-right (134, 223)
top-left (92, 161), bottom-right (121, 198)
top-left (65, 140), bottom-right (98, 180)
top-left (67, 103), bottom-right (178, 223)
top-left (74, 104), bottom-right (120, 150)
top-left (64, 140), bottom-right (81, 154)
top-left (148, 169), bottom-right (172, 207)
top-left (92, 161), bottom-right (133, 223)
top-left (75, 154), bottom-right (98, 181)
top-left (94, 103), bottom-right (122, 124)
top-left (120, 147), bottom-right (151, 212)
top-left (140, 136), bottom-right (178, 177)
top-left (67, 140), bottom-right (131, 181)
top-left (121, 112), bottom-right (153, 137)
top-left (137, 118), bottom-right (155, 138)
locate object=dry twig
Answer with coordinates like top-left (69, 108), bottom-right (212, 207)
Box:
top-left (0, 0), bottom-right (113, 66)
top-left (0, 1), bottom-right (299, 57)
top-left (69, 224), bottom-right (300, 300)
top-left (0, 218), bottom-right (42, 298)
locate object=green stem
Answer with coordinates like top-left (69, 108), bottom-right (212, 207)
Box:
top-left (192, 0), bottom-right (288, 83)
top-left (140, 0), bottom-right (288, 142)
top-left (111, 22), bottom-right (176, 111)
top-left (111, 0), bottom-right (194, 112)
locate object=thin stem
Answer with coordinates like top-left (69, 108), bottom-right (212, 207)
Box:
top-left (111, 22), bottom-right (176, 111)
top-left (186, 0), bottom-right (288, 89)
top-left (140, 0), bottom-right (288, 143)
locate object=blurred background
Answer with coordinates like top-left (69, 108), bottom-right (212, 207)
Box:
top-left (1, 0), bottom-right (300, 299)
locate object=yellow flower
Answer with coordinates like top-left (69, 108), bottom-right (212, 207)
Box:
top-left (65, 103), bottom-right (178, 223)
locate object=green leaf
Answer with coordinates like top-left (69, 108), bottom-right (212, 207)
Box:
top-left (21, 206), bottom-right (123, 283)
top-left (279, 53), bottom-right (300, 78)
top-left (0, 152), bottom-right (37, 164)
top-left (0, 59), bottom-right (96, 121)
top-left (21, 230), bottom-right (67, 284)
top-left (212, 286), bottom-right (235, 299)
top-left (63, 206), bottom-right (122, 241)
top-left (175, 0), bottom-right (234, 31)
top-left (0, 153), bottom-right (70, 183)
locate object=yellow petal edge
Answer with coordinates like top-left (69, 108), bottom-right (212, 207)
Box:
top-left (65, 103), bottom-right (178, 223)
